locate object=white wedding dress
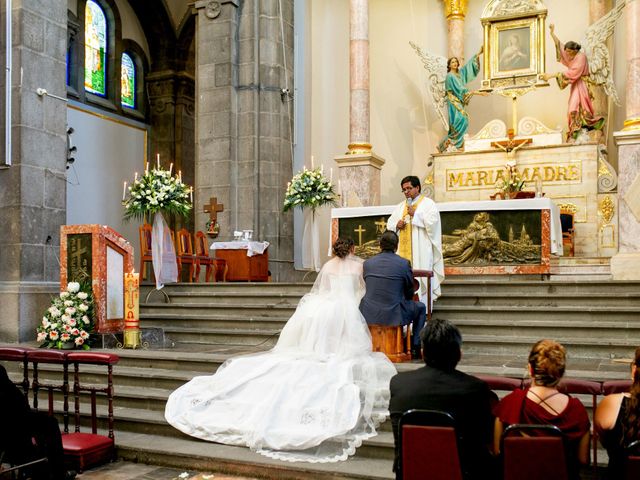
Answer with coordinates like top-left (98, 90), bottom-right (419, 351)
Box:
top-left (164, 255), bottom-right (397, 463)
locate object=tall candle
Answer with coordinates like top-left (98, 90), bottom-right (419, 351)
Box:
top-left (169, 162), bottom-right (173, 175)
top-left (190, 187), bottom-right (193, 203)
top-left (156, 153), bottom-right (160, 168)
top-left (134, 171), bottom-right (138, 182)
top-left (311, 155), bottom-right (315, 169)
top-left (124, 272), bottom-right (140, 323)
top-left (145, 161), bottom-right (148, 174)
top-left (330, 168), bottom-right (333, 182)
top-left (122, 181), bottom-right (127, 201)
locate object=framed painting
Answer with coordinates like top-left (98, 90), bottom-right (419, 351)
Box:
top-left (481, 0), bottom-right (548, 91)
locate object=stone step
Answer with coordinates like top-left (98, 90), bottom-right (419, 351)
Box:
top-left (141, 303), bottom-right (297, 317)
top-left (159, 326), bottom-right (281, 347)
top-left (115, 430), bottom-right (395, 480)
top-left (433, 305), bottom-right (640, 323)
top-left (144, 291), bottom-right (305, 306)
top-left (140, 313), bottom-right (289, 330)
top-left (455, 319), bottom-right (640, 339)
top-left (439, 279), bottom-right (640, 294)
top-left (141, 283), bottom-right (313, 296)
top-left (437, 292), bottom-right (640, 307)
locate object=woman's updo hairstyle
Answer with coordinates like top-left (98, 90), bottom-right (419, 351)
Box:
top-left (528, 339), bottom-right (566, 387)
top-left (564, 41), bottom-right (582, 52)
top-left (332, 237), bottom-right (354, 259)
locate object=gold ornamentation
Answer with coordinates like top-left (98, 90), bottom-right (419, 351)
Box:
top-left (599, 195), bottom-right (615, 225)
top-left (444, 0), bottom-right (468, 20)
top-left (598, 159), bottom-right (611, 177)
top-left (347, 142), bottom-right (372, 154)
top-left (482, 0), bottom-right (547, 18)
top-left (424, 172), bottom-right (434, 186)
top-left (472, 119), bottom-right (507, 140)
top-left (623, 117), bottom-right (640, 131)
top-left (558, 203), bottom-right (578, 215)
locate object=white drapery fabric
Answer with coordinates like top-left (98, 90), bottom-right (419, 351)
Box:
top-left (302, 208), bottom-right (321, 272)
top-left (151, 212), bottom-right (178, 289)
top-left (165, 255), bottom-right (396, 463)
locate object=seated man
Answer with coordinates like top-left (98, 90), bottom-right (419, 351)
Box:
top-left (0, 365), bottom-right (75, 480)
top-left (359, 230), bottom-right (426, 357)
top-left (389, 319), bottom-right (496, 479)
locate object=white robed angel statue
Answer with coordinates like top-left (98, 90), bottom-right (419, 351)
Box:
top-left (410, 42), bottom-right (488, 153)
top-left (541, 0), bottom-right (626, 140)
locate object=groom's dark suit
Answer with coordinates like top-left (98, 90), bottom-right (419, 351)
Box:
top-left (359, 251), bottom-right (426, 347)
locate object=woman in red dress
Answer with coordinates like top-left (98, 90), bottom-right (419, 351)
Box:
top-left (493, 340), bottom-right (590, 480)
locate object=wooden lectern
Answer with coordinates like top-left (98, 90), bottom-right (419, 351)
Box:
top-left (60, 225), bottom-right (134, 333)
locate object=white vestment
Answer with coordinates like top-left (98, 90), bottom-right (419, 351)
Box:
top-left (387, 195), bottom-right (445, 303)
top-left (165, 255), bottom-right (396, 463)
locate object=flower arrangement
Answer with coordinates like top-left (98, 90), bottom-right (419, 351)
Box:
top-left (495, 162), bottom-right (525, 195)
top-left (122, 162), bottom-right (192, 221)
top-left (283, 167), bottom-right (337, 212)
top-left (37, 282), bottom-right (93, 349)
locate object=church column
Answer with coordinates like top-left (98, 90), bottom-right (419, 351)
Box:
top-left (146, 72), bottom-right (177, 171)
top-left (444, 0), bottom-right (467, 60)
top-left (0, 0), bottom-right (68, 341)
top-left (589, 0), bottom-right (612, 123)
top-left (610, 0), bottom-right (640, 279)
top-left (335, 0), bottom-right (385, 208)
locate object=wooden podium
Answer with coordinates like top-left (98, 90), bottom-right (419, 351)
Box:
top-left (212, 242), bottom-right (269, 282)
top-left (60, 225), bottom-right (134, 333)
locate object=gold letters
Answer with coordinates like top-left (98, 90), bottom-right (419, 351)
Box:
top-left (447, 163), bottom-right (582, 190)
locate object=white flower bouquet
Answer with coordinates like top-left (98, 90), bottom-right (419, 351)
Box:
top-left (122, 166), bottom-right (192, 221)
top-left (36, 282), bottom-right (94, 349)
top-left (283, 167), bottom-right (337, 212)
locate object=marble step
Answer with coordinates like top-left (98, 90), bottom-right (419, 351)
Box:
top-left (140, 313), bottom-right (289, 330)
top-left (144, 291), bottom-right (305, 306)
top-left (141, 302), bottom-right (297, 317)
top-left (436, 292), bottom-right (640, 307)
top-left (439, 279), bottom-right (640, 294)
top-left (141, 282), bottom-right (313, 296)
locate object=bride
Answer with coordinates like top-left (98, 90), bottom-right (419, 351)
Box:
top-left (165, 237), bottom-right (397, 463)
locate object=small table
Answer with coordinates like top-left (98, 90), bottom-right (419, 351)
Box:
top-left (210, 241), bottom-right (270, 282)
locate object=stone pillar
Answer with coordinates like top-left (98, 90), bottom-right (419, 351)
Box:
top-left (610, 0), bottom-right (640, 279)
top-left (589, 0), bottom-right (612, 121)
top-left (348, 0), bottom-right (370, 154)
top-left (444, 0), bottom-right (467, 61)
top-left (623, 0), bottom-right (640, 131)
top-left (194, 0), bottom-right (297, 280)
top-left (0, 0), bottom-right (68, 341)
top-left (337, 0), bottom-right (385, 207)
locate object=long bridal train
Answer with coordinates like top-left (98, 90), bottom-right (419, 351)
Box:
top-left (164, 255), bottom-right (397, 463)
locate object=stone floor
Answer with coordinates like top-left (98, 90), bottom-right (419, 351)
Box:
top-left (77, 461), bottom-right (257, 480)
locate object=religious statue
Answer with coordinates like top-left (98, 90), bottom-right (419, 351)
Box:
top-left (410, 43), bottom-right (488, 153)
top-left (540, 1), bottom-right (626, 141)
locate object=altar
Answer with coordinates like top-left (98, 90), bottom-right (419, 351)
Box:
top-left (330, 198), bottom-right (562, 275)
top-left (210, 241), bottom-right (270, 282)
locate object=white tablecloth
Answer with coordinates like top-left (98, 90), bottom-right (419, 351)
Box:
top-left (330, 198), bottom-right (563, 255)
top-left (210, 241), bottom-right (270, 257)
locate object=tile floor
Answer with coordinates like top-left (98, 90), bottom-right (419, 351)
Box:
top-left (76, 461), bottom-right (257, 480)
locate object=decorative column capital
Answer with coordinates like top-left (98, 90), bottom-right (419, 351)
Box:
top-left (194, 0), bottom-right (239, 20)
top-left (443, 0), bottom-right (468, 20)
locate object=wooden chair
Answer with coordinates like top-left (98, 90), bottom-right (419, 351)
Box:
top-left (62, 352), bottom-right (119, 473)
top-left (501, 424), bottom-right (568, 480)
top-left (625, 440), bottom-right (640, 480)
top-left (398, 409), bottom-right (462, 480)
top-left (139, 224), bottom-right (153, 281)
top-left (213, 258), bottom-right (228, 282)
top-left (174, 228), bottom-right (197, 282)
top-left (194, 230), bottom-right (214, 282)
top-left (368, 325), bottom-right (411, 363)
top-left (0, 346), bottom-right (34, 395)
top-left (559, 208), bottom-right (576, 257)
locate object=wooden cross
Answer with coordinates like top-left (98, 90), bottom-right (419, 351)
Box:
top-left (354, 225), bottom-right (366, 246)
top-left (204, 197), bottom-right (224, 223)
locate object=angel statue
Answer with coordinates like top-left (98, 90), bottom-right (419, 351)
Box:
top-left (541, 1), bottom-right (626, 141)
top-left (411, 42), bottom-right (488, 153)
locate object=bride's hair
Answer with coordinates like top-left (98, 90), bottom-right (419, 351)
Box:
top-left (332, 237), bottom-right (354, 258)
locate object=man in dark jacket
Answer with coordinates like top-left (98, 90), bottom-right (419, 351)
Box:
top-left (359, 230), bottom-right (426, 357)
top-left (389, 318), bottom-right (496, 479)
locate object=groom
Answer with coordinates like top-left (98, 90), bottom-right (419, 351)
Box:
top-left (359, 230), bottom-right (426, 358)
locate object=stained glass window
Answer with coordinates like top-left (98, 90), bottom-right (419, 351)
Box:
top-left (84, 0), bottom-right (107, 96)
top-left (121, 53), bottom-right (135, 108)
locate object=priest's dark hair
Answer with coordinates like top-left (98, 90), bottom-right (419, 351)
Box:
top-left (400, 175), bottom-right (421, 192)
top-left (332, 237), bottom-right (354, 258)
top-left (379, 230), bottom-right (399, 252)
top-left (420, 318), bottom-right (462, 371)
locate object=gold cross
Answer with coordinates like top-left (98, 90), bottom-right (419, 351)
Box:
top-left (354, 225), bottom-right (366, 246)
top-left (125, 277), bottom-right (138, 309)
top-left (203, 197), bottom-right (224, 223)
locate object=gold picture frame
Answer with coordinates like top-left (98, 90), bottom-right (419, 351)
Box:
top-left (480, 0), bottom-right (548, 91)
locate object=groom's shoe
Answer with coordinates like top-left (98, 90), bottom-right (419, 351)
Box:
top-left (411, 347), bottom-right (422, 360)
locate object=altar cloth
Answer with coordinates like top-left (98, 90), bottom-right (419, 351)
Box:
top-left (210, 241), bottom-right (270, 257)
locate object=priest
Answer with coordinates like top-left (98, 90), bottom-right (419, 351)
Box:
top-left (387, 175), bottom-right (444, 305)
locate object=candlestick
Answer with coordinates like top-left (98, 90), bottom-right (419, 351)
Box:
top-left (122, 181), bottom-right (127, 201)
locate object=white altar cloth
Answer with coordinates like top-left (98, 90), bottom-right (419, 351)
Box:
top-left (210, 241), bottom-right (270, 257)
top-left (330, 198), bottom-right (562, 255)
